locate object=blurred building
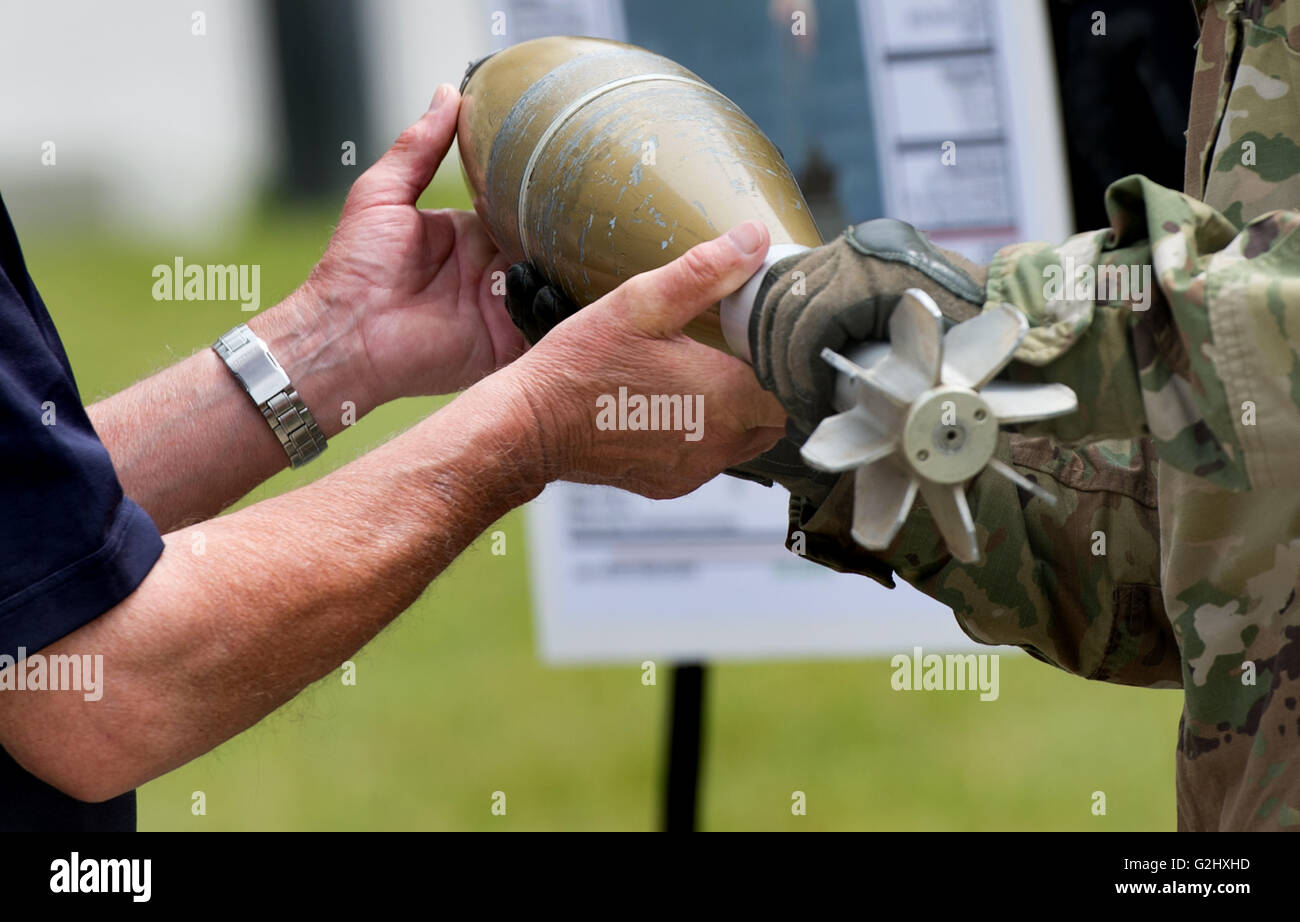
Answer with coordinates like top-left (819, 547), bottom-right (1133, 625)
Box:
top-left (0, 0), bottom-right (491, 235)
top-left (0, 0), bottom-right (1197, 243)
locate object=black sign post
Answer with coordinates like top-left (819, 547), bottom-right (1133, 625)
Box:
top-left (662, 663), bottom-right (707, 832)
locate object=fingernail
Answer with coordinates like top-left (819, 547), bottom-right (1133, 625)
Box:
top-left (727, 221), bottom-right (763, 255)
top-left (429, 84), bottom-right (452, 111)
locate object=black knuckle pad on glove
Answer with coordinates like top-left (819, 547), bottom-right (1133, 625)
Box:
top-left (504, 262), bottom-right (542, 343)
top-left (505, 262), bottom-right (542, 304)
top-left (504, 262), bottom-right (579, 345)
top-left (533, 286), bottom-right (567, 337)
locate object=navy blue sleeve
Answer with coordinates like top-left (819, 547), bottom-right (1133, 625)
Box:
top-left (0, 195), bottom-right (163, 831)
top-left (0, 196), bottom-right (163, 662)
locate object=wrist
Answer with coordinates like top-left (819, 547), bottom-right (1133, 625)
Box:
top-left (482, 356), bottom-right (584, 495)
top-left (247, 284), bottom-right (378, 437)
top-left (404, 365), bottom-right (553, 512)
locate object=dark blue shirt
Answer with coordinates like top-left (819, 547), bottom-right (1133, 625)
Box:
top-left (0, 194), bottom-right (163, 830)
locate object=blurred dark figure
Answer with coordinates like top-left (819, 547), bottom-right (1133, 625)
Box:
top-left (1048, 0), bottom-right (1199, 231)
top-left (267, 0), bottom-right (371, 201)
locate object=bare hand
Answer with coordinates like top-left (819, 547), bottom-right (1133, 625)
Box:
top-left (504, 222), bottom-right (787, 499)
top-left (299, 84), bottom-right (524, 411)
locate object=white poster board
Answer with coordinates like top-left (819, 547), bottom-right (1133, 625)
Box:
top-left (859, 0), bottom-right (1072, 260)
top-left (527, 478), bottom-right (980, 663)
top-left (516, 0), bottom-right (1070, 664)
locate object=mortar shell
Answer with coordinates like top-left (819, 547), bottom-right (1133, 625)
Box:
top-left (458, 35), bottom-right (823, 354)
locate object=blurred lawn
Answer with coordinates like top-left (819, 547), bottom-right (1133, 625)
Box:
top-left (16, 178), bottom-right (1184, 831)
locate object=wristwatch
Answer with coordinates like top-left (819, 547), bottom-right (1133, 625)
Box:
top-left (213, 323), bottom-right (328, 468)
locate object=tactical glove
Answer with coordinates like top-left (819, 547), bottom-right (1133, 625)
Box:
top-left (750, 218), bottom-right (989, 437)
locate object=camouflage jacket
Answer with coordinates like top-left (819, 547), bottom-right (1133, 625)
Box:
top-left (795, 0), bottom-right (1300, 830)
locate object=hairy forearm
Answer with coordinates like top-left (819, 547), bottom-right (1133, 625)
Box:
top-left (87, 288), bottom-right (374, 532)
top-left (0, 368), bottom-right (542, 802)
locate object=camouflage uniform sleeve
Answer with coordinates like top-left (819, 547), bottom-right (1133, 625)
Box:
top-left (793, 432), bottom-right (1179, 688)
top-left (793, 170), bottom-right (1300, 688)
top-left (995, 172), bottom-right (1300, 493)
top-left (799, 173), bottom-right (1300, 688)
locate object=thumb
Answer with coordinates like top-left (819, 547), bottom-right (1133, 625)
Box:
top-left (350, 84), bottom-right (459, 208)
top-left (619, 222), bottom-right (770, 337)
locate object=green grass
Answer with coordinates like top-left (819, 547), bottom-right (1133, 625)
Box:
top-left (17, 177), bottom-right (1184, 831)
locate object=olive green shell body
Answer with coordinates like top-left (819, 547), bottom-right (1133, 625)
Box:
top-left (457, 36), bottom-right (822, 353)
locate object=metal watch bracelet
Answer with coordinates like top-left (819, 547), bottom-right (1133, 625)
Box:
top-left (213, 323), bottom-right (328, 468)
